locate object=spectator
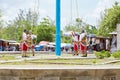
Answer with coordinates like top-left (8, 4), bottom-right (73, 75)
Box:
top-left (110, 34), bottom-right (117, 53)
top-left (88, 37), bottom-right (93, 54)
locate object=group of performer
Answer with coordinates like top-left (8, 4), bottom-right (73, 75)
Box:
top-left (21, 29), bottom-right (87, 57)
top-left (21, 29), bottom-right (35, 57)
top-left (71, 30), bottom-right (87, 57)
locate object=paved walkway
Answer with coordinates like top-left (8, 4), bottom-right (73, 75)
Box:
top-left (0, 51), bottom-right (120, 70)
top-left (0, 53), bottom-right (120, 68)
top-left (0, 65), bottom-right (120, 69)
top-left (0, 52), bottom-right (97, 63)
top-left (15, 53), bottom-right (97, 59)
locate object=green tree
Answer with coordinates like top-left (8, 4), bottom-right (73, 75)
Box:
top-left (2, 9), bottom-right (39, 41)
top-left (64, 18), bottom-right (84, 32)
top-left (36, 18), bottom-right (56, 43)
top-left (64, 18), bottom-right (98, 34)
top-left (0, 9), bottom-right (3, 38)
top-left (85, 24), bottom-right (97, 34)
top-left (98, 1), bottom-right (120, 37)
top-left (64, 24), bottom-right (80, 32)
top-left (61, 36), bottom-right (72, 43)
top-left (15, 9), bottom-right (39, 30)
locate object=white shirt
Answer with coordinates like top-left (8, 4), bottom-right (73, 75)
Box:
top-left (73, 35), bottom-right (78, 42)
top-left (22, 32), bottom-right (27, 41)
top-left (80, 33), bottom-right (86, 41)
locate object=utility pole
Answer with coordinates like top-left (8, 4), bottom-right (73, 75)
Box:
top-left (56, 0), bottom-right (61, 56)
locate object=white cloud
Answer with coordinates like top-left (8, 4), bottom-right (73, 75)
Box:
top-left (1, 0), bottom-right (49, 23)
top-left (84, 0), bottom-right (119, 26)
top-left (1, 0), bottom-right (120, 30)
top-left (61, 17), bottom-right (68, 30)
top-left (39, 8), bottom-right (48, 17)
top-left (1, 0), bottom-right (33, 21)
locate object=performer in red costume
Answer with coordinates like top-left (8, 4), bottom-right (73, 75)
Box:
top-left (72, 32), bottom-right (79, 56)
top-left (80, 30), bottom-right (87, 57)
top-left (21, 29), bottom-right (28, 57)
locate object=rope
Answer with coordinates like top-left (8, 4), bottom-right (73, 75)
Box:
top-left (70, 0), bottom-right (73, 23)
top-left (35, 0), bottom-right (40, 44)
top-left (70, 0), bottom-right (80, 23)
top-left (76, 0), bottom-right (79, 18)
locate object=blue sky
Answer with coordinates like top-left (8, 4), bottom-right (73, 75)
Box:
top-left (0, 0), bottom-right (120, 30)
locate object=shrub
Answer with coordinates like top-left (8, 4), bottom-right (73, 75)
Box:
top-left (94, 52), bottom-right (104, 59)
top-left (103, 51), bottom-right (111, 57)
top-left (112, 50), bottom-right (120, 58)
top-left (95, 50), bottom-right (111, 59)
top-left (92, 60), bottom-right (96, 64)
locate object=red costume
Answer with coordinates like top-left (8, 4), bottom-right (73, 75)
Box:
top-left (21, 42), bottom-right (27, 51)
top-left (80, 32), bottom-right (87, 56)
top-left (73, 35), bottom-right (79, 51)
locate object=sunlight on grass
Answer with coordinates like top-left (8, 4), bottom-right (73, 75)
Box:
top-left (0, 53), bottom-right (119, 65)
top-left (0, 54), bottom-right (16, 61)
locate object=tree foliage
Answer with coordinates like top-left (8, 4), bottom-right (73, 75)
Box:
top-left (1, 9), bottom-right (56, 44)
top-left (0, 9), bottom-right (3, 38)
top-left (64, 19), bottom-right (97, 34)
top-left (36, 18), bottom-right (55, 43)
top-left (84, 24), bottom-right (97, 34)
top-left (64, 24), bottom-right (80, 32)
top-left (61, 36), bottom-right (72, 43)
top-left (98, 1), bottom-right (120, 37)
top-left (1, 9), bottom-right (39, 41)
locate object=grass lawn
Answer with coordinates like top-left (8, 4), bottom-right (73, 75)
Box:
top-left (0, 53), bottom-right (119, 65)
top-left (0, 54), bottom-right (17, 61)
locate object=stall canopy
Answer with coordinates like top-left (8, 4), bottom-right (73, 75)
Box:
top-left (0, 39), bottom-right (17, 43)
top-left (39, 41), bottom-right (49, 45)
top-left (109, 31), bottom-right (117, 35)
top-left (87, 34), bottom-right (96, 38)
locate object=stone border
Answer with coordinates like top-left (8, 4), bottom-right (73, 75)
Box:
top-left (0, 65), bottom-right (119, 80)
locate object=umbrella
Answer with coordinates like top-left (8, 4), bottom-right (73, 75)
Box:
top-left (31, 34), bottom-right (37, 39)
top-left (39, 41), bottom-right (49, 45)
top-left (49, 42), bottom-right (56, 46)
top-left (87, 34), bottom-right (96, 38)
top-left (63, 31), bottom-right (79, 36)
top-left (109, 32), bottom-right (117, 35)
top-left (47, 45), bottom-right (55, 48)
top-left (63, 31), bottom-right (73, 36)
top-left (61, 43), bottom-right (72, 48)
